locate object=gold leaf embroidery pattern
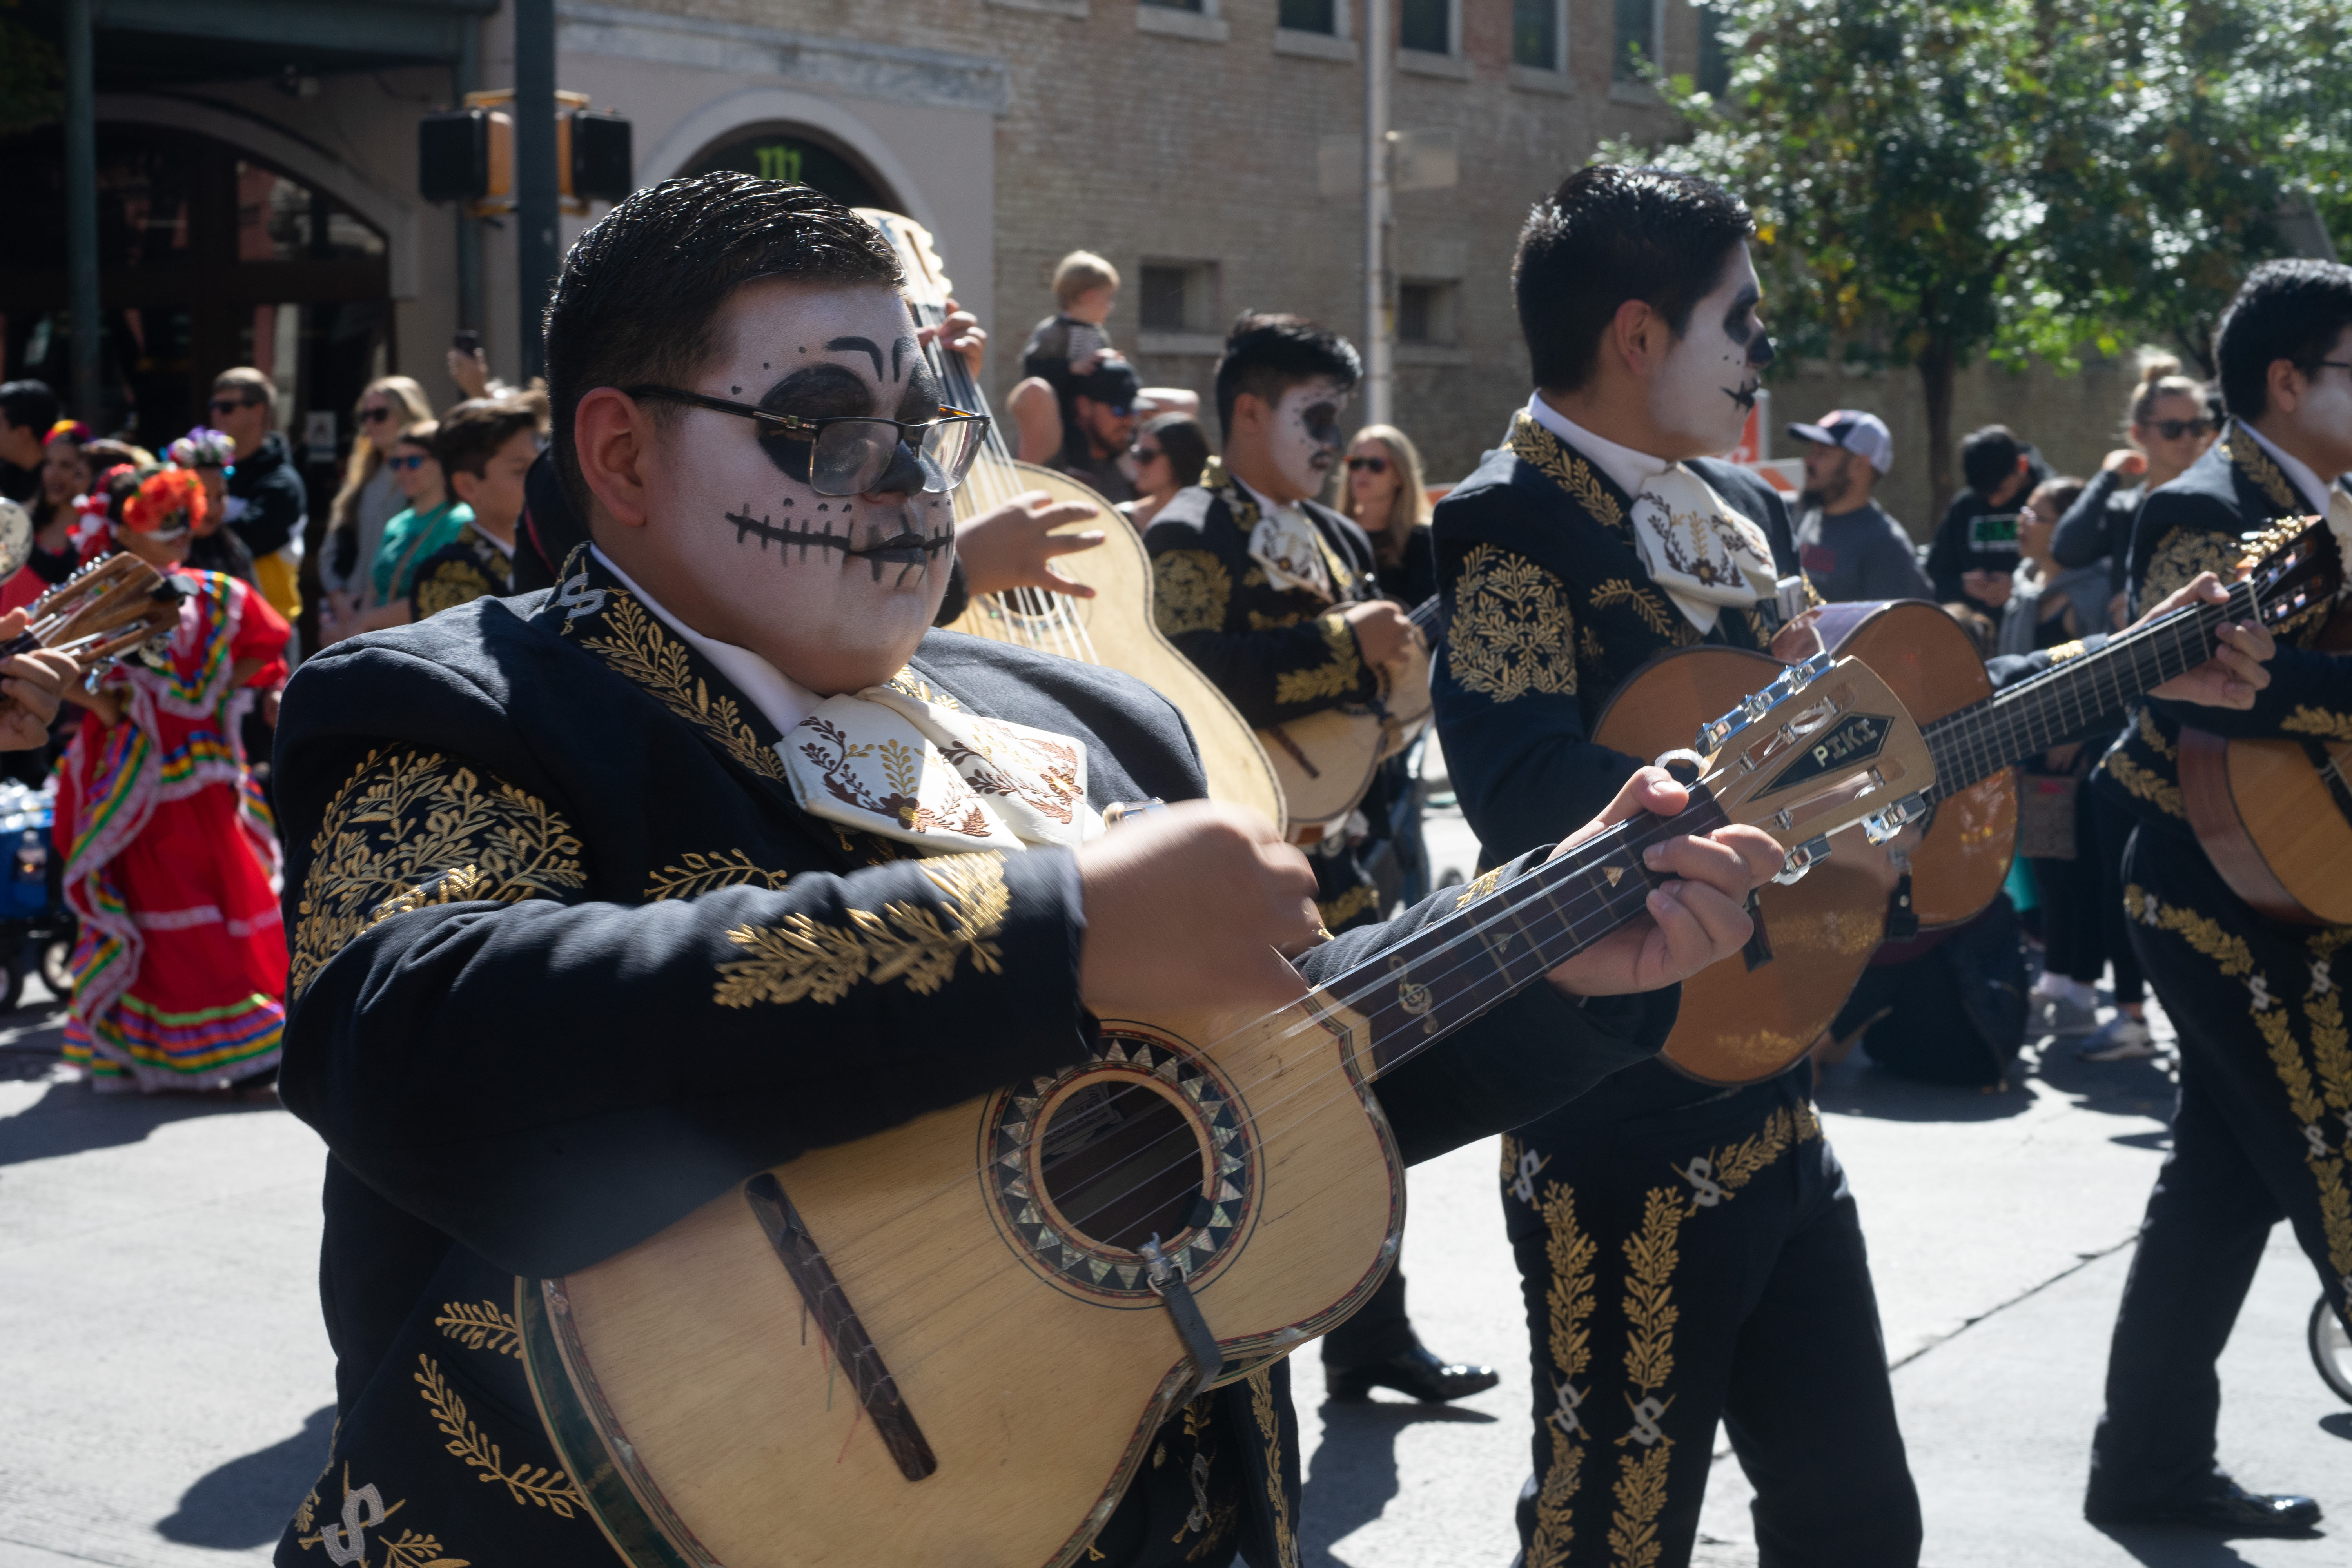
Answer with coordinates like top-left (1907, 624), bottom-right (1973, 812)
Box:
top-left (1315, 881), bottom-right (1381, 931)
top-left (1247, 1364), bottom-right (1298, 1568)
top-left (886, 669), bottom-right (964, 711)
top-left (295, 1463), bottom-right (470, 1567)
top-left (2137, 707), bottom-right (2177, 760)
top-left (1579, 625), bottom-right (1608, 670)
top-left (414, 1355), bottom-right (586, 1516)
top-left (572, 591), bottom-right (788, 782)
top-left (434, 1299), bottom-right (523, 1359)
top-left (1455, 866), bottom-right (1506, 909)
top-left (1528, 1182), bottom-right (1597, 1568)
top-left (2140, 526), bottom-right (2238, 608)
top-left (1608, 1187), bottom-right (1685, 1568)
top-left (1448, 545), bottom-right (1578, 702)
top-left (2047, 639), bottom-right (2088, 664)
top-left (2284, 706), bottom-right (2352, 744)
top-left (645, 849), bottom-right (790, 900)
top-left (1248, 609), bottom-right (1307, 631)
top-left (1684, 1103), bottom-right (1823, 1212)
top-left (1272, 613), bottom-right (1365, 707)
top-left (1511, 414), bottom-right (1628, 537)
top-left (715, 851), bottom-right (1009, 1007)
top-left (414, 557), bottom-right (502, 620)
top-left (2103, 749), bottom-right (2185, 819)
top-left (1590, 579), bottom-right (1691, 645)
top-left (290, 749), bottom-right (586, 999)
top-left (2229, 423), bottom-right (2303, 514)
top-left (2123, 884), bottom-right (2256, 977)
top-left (1153, 550), bottom-right (1234, 637)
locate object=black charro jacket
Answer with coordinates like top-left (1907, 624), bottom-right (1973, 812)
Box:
top-left (269, 545), bottom-right (1674, 1568)
top-left (2095, 422), bottom-right (2352, 842)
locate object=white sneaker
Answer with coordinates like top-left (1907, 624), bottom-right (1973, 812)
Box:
top-left (2079, 1016), bottom-right (2160, 1061)
top-left (2032, 991), bottom-right (2101, 1037)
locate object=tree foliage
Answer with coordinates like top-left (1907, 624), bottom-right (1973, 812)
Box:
top-left (0, 7), bottom-right (63, 139)
top-left (1611, 0), bottom-right (2348, 510)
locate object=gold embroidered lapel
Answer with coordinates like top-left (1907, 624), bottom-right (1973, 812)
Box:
top-left (1509, 414), bottom-right (1631, 540)
top-left (562, 586), bottom-right (790, 785)
top-left (2229, 422), bottom-right (2304, 515)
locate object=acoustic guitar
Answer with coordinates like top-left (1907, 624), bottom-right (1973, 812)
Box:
top-left (1, 552), bottom-right (191, 681)
top-left (519, 655), bottom-right (1934, 1568)
top-left (2178, 524), bottom-right (2352, 924)
top-left (1597, 514), bottom-right (2337, 1083)
top-left (1256, 593), bottom-right (1441, 832)
top-left (860, 210), bottom-right (1286, 833)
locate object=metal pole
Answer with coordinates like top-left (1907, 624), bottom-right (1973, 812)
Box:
top-left (454, 21), bottom-right (483, 339)
top-left (62, 0), bottom-right (102, 423)
top-left (513, 0), bottom-right (558, 384)
top-left (1362, 0), bottom-right (1392, 427)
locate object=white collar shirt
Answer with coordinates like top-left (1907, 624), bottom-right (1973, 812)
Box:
top-left (2240, 420), bottom-right (2339, 516)
top-left (590, 544), bottom-right (822, 736)
top-left (1523, 393), bottom-right (1678, 502)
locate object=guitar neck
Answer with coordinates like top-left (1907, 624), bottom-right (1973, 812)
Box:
top-left (1334, 792), bottom-right (1728, 1079)
top-left (1921, 581), bottom-right (2250, 798)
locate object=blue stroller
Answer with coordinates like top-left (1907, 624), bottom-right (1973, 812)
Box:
top-left (0, 777), bottom-right (74, 1013)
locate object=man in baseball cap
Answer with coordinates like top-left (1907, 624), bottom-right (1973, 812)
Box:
top-left (1052, 357), bottom-right (1146, 503)
top-left (1787, 408), bottom-right (1931, 603)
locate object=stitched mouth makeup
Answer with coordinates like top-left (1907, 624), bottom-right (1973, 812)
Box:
top-left (1724, 381), bottom-right (1760, 413)
top-left (724, 505), bottom-right (953, 584)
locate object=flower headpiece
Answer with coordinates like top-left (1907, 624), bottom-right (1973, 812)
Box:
top-left (167, 426), bottom-right (235, 470)
top-left (120, 466), bottom-right (206, 539)
top-left (44, 419), bottom-right (91, 448)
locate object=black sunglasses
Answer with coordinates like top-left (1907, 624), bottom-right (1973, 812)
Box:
top-left (1347, 455), bottom-right (1390, 474)
top-left (2145, 416), bottom-right (2216, 441)
top-left (208, 396), bottom-right (261, 416)
top-left (360, 405), bottom-right (395, 424)
top-left (622, 385), bottom-right (990, 497)
top-left (1128, 444), bottom-right (1164, 463)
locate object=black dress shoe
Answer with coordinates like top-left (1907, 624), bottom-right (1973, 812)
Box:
top-left (1325, 1345), bottom-right (1501, 1404)
top-left (2091, 1479), bottom-right (2323, 1535)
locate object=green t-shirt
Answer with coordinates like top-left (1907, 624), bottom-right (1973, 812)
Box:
top-left (371, 501), bottom-right (475, 606)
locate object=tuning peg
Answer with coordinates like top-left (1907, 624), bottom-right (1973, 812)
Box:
top-left (1861, 791), bottom-right (1931, 845)
top-left (1771, 834), bottom-right (1834, 886)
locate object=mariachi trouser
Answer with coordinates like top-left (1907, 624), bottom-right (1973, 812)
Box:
top-left (1501, 1073), bottom-right (1921, 1568)
top-left (2086, 826), bottom-right (2352, 1514)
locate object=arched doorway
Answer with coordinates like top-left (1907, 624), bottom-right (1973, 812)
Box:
top-left (685, 124), bottom-right (898, 212)
top-left (0, 123), bottom-right (390, 446)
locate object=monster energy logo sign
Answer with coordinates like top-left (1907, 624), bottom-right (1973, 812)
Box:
top-left (755, 145), bottom-right (804, 183)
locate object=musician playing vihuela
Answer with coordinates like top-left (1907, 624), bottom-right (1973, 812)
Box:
top-left (264, 175), bottom-right (1783, 1568)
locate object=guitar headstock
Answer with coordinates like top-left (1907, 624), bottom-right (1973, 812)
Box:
top-left (2236, 515), bottom-right (2344, 632)
top-left (857, 208), bottom-right (952, 318)
top-left (27, 553), bottom-right (185, 669)
top-left (1684, 653), bottom-right (1937, 880)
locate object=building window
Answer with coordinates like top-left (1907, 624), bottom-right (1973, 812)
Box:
top-left (1696, 4), bottom-right (1731, 94)
top-left (1511, 0), bottom-right (1562, 70)
top-left (1397, 279), bottom-right (1458, 345)
top-left (1140, 261), bottom-right (1218, 334)
top-left (1279, 0), bottom-right (1337, 31)
top-left (1399, 0), bottom-right (1451, 54)
top-left (1614, 0), bottom-right (1661, 82)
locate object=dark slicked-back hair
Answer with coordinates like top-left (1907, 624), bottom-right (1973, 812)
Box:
top-left (1960, 425), bottom-right (2025, 498)
top-left (2213, 259), bottom-right (2352, 421)
top-left (544, 173), bottom-right (902, 515)
top-left (1514, 165), bottom-right (1755, 392)
top-left (0, 380), bottom-right (59, 435)
top-left (1212, 313), bottom-right (1361, 435)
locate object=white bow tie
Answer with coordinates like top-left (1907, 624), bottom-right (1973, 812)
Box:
top-left (1626, 465), bottom-right (1778, 633)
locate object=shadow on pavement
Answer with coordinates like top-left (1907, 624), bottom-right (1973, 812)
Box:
top-left (1301, 1399), bottom-right (1492, 1568)
top-left (156, 1403), bottom-right (333, 1548)
top-left (2031, 1043), bottom-right (2180, 1121)
top-left (1811, 1054), bottom-right (2032, 1124)
top-left (0, 1074), bottom-right (280, 1169)
top-left (2092, 1523), bottom-right (2308, 1564)
top-left (2321, 1413), bottom-right (2352, 1442)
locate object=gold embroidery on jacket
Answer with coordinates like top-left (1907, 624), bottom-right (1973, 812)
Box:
top-left (1590, 579), bottom-right (1691, 644)
top-left (1315, 881), bottom-right (1381, 930)
top-left (1510, 414), bottom-right (1629, 537)
top-left (295, 1462), bottom-right (472, 1567)
top-left (571, 591), bottom-right (789, 783)
top-left (2124, 884), bottom-right (2256, 976)
top-left (1456, 866), bottom-right (1506, 909)
top-left (885, 669), bottom-right (964, 711)
top-left (414, 1355), bottom-right (586, 1515)
top-left (1449, 545), bottom-right (1578, 701)
top-left (645, 849), bottom-right (791, 900)
top-left (290, 749), bottom-right (586, 999)
top-left (434, 1299), bottom-right (523, 1359)
top-left (1676, 1103), bottom-right (1822, 1214)
top-left (2140, 526), bottom-right (2237, 606)
top-left (2046, 639), bottom-right (2088, 664)
top-left (1608, 1187), bottom-right (1686, 1568)
top-left (1247, 1364), bottom-right (1299, 1568)
top-left (1153, 550), bottom-right (1233, 636)
top-left (2104, 749), bottom-right (2185, 819)
top-left (2137, 707), bottom-right (2177, 760)
top-left (2283, 706), bottom-right (2352, 743)
top-left (2229, 423), bottom-right (2303, 514)
top-left (1528, 1181), bottom-right (1597, 1568)
top-left (1248, 609), bottom-right (1307, 631)
top-left (715, 851), bottom-right (1009, 1007)
top-left (414, 557), bottom-right (501, 619)
top-left (1273, 612), bottom-right (1365, 706)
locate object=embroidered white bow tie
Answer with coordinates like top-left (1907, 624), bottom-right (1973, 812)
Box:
top-left (1247, 500), bottom-right (1336, 601)
top-left (1626, 465), bottom-right (1779, 634)
top-left (782, 683), bottom-right (1103, 855)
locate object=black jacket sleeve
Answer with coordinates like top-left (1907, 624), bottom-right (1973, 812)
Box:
top-left (1292, 848), bottom-right (1678, 1167)
top-left (2051, 468), bottom-right (2125, 570)
top-left (232, 465), bottom-right (306, 557)
top-left (1925, 497), bottom-right (1975, 603)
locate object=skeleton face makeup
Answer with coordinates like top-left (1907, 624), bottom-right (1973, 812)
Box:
top-left (1266, 378), bottom-right (1349, 501)
top-left (2287, 325), bottom-right (2352, 481)
top-left (630, 278), bottom-right (958, 695)
top-left (1648, 243), bottom-right (1775, 459)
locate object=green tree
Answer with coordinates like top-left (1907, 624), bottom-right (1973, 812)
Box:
top-left (1613, 0), bottom-right (2347, 514)
top-left (0, 4), bottom-right (63, 138)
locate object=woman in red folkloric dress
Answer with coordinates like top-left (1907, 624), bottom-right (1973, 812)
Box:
top-left (56, 466), bottom-right (290, 1094)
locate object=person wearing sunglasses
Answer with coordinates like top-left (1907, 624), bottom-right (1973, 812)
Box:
top-left (264, 174), bottom-right (1776, 1568)
top-left (2049, 353), bottom-right (2220, 622)
top-left (207, 367), bottom-right (309, 623)
top-left (1119, 411), bottom-right (1209, 531)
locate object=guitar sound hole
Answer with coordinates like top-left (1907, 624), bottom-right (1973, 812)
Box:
top-left (1035, 1080), bottom-right (1207, 1254)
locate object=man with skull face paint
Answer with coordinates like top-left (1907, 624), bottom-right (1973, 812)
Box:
top-left (260, 177), bottom-right (1784, 1568)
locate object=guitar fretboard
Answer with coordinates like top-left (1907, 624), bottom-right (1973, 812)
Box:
top-left (1330, 795), bottom-right (1728, 1078)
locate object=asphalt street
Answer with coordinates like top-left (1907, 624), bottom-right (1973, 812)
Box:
top-left (0, 800), bottom-right (2344, 1567)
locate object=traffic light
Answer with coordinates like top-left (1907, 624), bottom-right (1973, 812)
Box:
top-left (417, 92), bottom-right (632, 211)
